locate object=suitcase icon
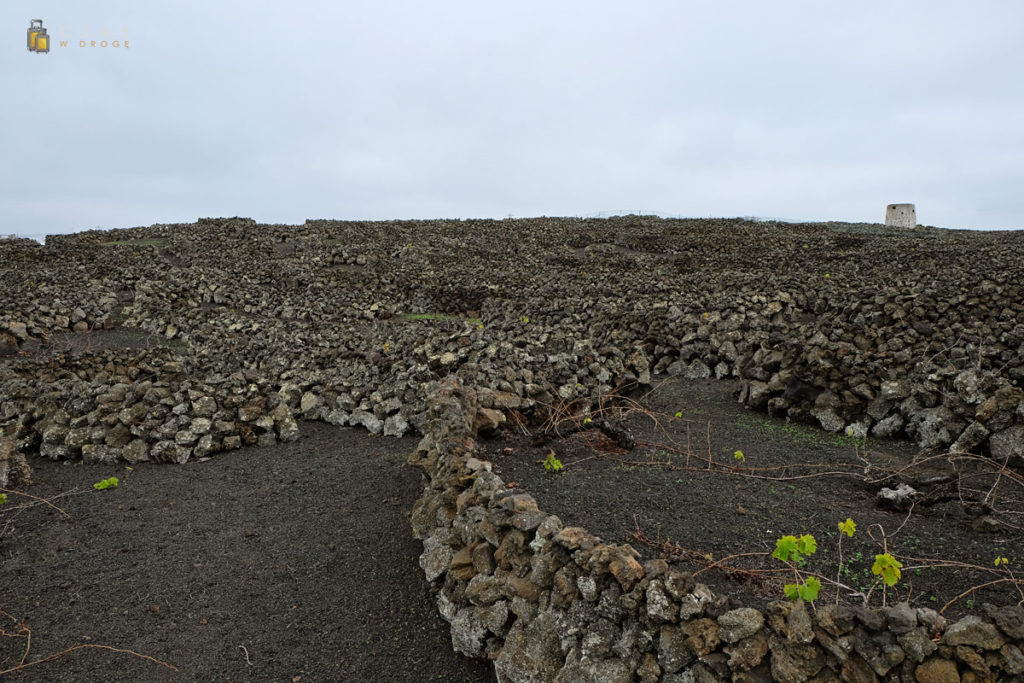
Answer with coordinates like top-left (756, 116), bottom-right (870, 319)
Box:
top-left (28, 20), bottom-right (49, 53)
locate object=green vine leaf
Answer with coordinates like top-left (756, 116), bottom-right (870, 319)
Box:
top-left (94, 476), bottom-right (119, 490)
top-left (773, 536), bottom-right (799, 563)
top-left (798, 534), bottom-right (817, 557)
top-left (783, 577), bottom-right (821, 602)
top-left (773, 534), bottom-right (817, 566)
top-left (0, 493), bottom-right (7, 505)
top-left (872, 553), bottom-right (902, 586)
top-left (838, 518), bottom-right (856, 537)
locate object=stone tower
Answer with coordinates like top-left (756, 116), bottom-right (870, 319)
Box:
top-left (885, 203), bottom-right (917, 228)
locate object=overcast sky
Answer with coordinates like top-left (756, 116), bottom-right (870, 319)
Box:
top-left (3, 1), bottom-right (1023, 239)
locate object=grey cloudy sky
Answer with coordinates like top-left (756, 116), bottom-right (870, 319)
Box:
top-left (3, 1), bottom-right (1023, 240)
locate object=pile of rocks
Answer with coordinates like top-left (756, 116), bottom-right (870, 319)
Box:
top-left (2, 348), bottom-right (298, 465)
top-left (410, 376), bottom-right (1024, 681)
top-left (2, 215), bottom-right (1023, 467)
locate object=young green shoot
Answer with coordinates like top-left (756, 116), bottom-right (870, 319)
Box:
top-left (773, 533), bottom-right (819, 603)
top-left (542, 452), bottom-right (563, 473)
top-left (93, 477), bottom-right (119, 490)
top-left (836, 518), bottom-right (856, 605)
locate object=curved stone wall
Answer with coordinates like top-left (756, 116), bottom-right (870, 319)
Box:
top-left (410, 376), bottom-right (1024, 682)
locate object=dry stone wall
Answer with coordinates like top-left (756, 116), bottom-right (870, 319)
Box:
top-left (410, 376), bottom-right (1024, 682)
top-left (3, 216), bottom-right (1024, 470)
top-left (5, 216), bottom-right (1024, 679)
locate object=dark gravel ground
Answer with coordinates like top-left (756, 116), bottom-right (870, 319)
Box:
top-left (486, 376), bottom-right (1024, 619)
top-left (0, 423), bottom-right (495, 682)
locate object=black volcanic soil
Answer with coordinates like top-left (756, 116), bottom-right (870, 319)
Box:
top-left (0, 424), bottom-right (495, 682)
top-left (484, 376), bottom-right (1024, 619)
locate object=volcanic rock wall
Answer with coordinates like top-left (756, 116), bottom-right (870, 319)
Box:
top-left (410, 376), bottom-right (1024, 682)
top-left (3, 216), bottom-right (1023, 468)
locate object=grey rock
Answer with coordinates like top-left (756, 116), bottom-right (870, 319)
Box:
top-left (679, 583), bottom-right (714, 620)
top-left (718, 607), bottom-right (765, 643)
top-left (852, 630), bottom-right (904, 676)
top-left (191, 396), bottom-right (217, 417)
top-left (984, 603), bottom-right (1024, 639)
top-left (42, 423), bottom-right (69, 445)
top-left (253, 415), bottom-right (274, 431)
top-left (194, 434), bottom-right (216, 457)
top-left (576, 575), bottom-right (598, 601)
top-left (953, 369), bottom-right (989, 404)
top-left (908, 406), bottom-right (959, 449)
top-left (211, 412), bottom-right (236, 433)
top-left (877, 483), bottom-right (918, 511)
top-left (39, 443), bottom-right (71, 460)
top-left (579, 618), bottom-right (618, 660)
top-left (105, 423), bottom-right (132, 447)
top-left (657, 624), bottom-right (696, 674)
top-left (449, 608), bottom-right (487, 658)
top-left (494, 611), bottom-right (565, 683)
top-left (7, 322), bottom-right (28, 341)
top-left (943, 615), bottom-right (1005, 650)
top-left (82, 444), bottom-right (121, 464)
top-left (475, 599), bottom-right (509, 636)
top-left (300, 391), bottom-right (321, 414)
top-left (989, 425), bottom-right (1024, 462)
top-left (767, 634), bottom-right (825, 682)
top-left (745, 381), bottom-right (771, 410)
top-left (325, 409), bottom-right (350, 426)
top-left (122, 439), bottom-right (150, 463)
top-left (915, 607), bottom-right (947, 634)
top-left (951, 420), bottom-right (990, 453)
top-left (684, 359), bottom-right (711, 379)
top-left (554, 651), bottom-right (631, 683)
top-left (884, 602), bottom-right (918, 634)
top-left (812, 407), bottom-right (844, 433)
top-left (723, 632), bottom-right (769, 672)
top-left (1001, 643), bottom-right (1024, 675)
top-left (383, 413), bottom-right (409, 437)
top-left (897, 627), bottom-right (937, 664)
top-left (271, 404), bottom-right (299, 441)
top-left (783, 601), bottom-right (815, 644)
top-left (350, 409), bottom-right (384, 435)
top-left (870, 413), bottom-right (904, 439)
top-left (879, 380), bottom-right (911, 401)
top-left (419, 529), bottom-right (454, 583)
top-left (151, 440), bottom-right (189, 464)
top-left (278, 382), bottom-right (302, 407)
top-left (0, 332), bottom-right (18, 354)
top-left (646, 580), bottom-right (678, 623)
top-left (174, 429), bottom-right (198, 446)
top-left (815, 603), bottom-right (856, 637)
top-left (64, 427), bottom-right (92, 451)
top-left (666, 359), bottom-right (688, 376)
top-left (867, 396), bottom-right (894, 421)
